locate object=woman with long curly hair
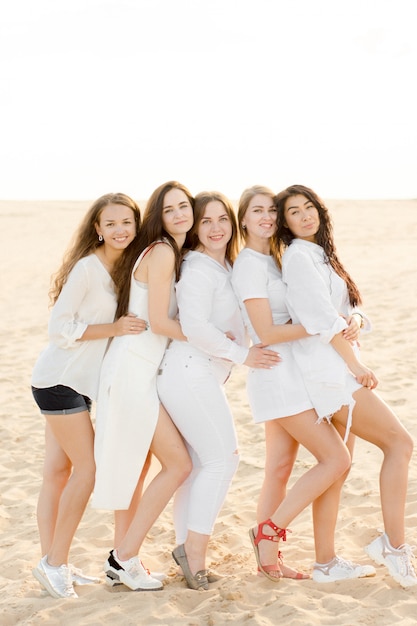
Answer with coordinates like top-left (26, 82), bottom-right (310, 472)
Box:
top-left (32, 193), bottom-right (146, 598)
top-left (274, 184), bottom-right (416, 588)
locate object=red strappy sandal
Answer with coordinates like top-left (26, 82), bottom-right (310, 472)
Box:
top-left (249, 518), bottom-right (288, 582)
top-left (256, 550), bottom-right (310, 580)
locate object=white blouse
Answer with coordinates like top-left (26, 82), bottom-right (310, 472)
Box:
top-left (176, 251), bottom-right (249, 364)
top-left (32, 254), bottom-right (117, 400)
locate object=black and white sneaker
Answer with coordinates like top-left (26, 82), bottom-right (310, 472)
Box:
top-left (104, 550), bottom-right (163, 591)
top-left (106, 570), bottom-right (166, 587)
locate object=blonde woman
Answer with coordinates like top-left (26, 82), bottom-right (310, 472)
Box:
top-left (232, 186), bottom-right (374, 583)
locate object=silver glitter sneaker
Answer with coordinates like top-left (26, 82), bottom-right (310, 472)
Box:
top-left (313, 555), bottom-right (376, 583)
top-left (365, 533), bottom-right (417, 588)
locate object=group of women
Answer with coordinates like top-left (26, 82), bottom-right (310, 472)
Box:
top-left (31, 182), bottom-right (416, 599)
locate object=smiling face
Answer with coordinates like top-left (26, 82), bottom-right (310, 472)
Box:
top-left (196, 200), bottom-right (232, 261)
top-left (283, 194), bottom-right (320, 242)
top-left (241, 193), bottom-right (277, 244)
top-left (95, 203), bottom-right (137, 252)
top-left (161, 188), bottom-right (194, 242)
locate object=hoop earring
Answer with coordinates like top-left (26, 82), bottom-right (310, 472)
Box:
top-left (98, 234), bottom-right (103, 242)
top-left (242, 224), bottom-right (246, 230)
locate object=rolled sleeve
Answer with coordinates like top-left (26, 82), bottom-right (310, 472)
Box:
top-left (283, 247), bottom-right (348, 342)
top-left (48, 263), bottom-right (90, 348)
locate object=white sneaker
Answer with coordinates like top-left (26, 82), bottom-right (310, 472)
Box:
top-left (365, 533), bottom-right (417, 588)
top-left (104, 550), bottom-right (163, 591)
top-left (105, 570), bottom-right (166, 587)
top-left (32, 555), bottom-right (78, 598)
top-left (313, 555), bottom-right (376, 583)
top-left (69, 564), bottom-right (101, 586)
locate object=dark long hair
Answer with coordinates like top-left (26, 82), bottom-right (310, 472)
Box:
top-left (189, 191), bottom-right (240, 265)
top-left (113, 181), bottom-right (194, 317)
top-left (274, 184), bottom-right (362, 306)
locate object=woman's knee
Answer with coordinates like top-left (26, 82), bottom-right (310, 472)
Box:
top-left (202, 448), bottom-right (240, 482)
top-left (73, 459), bottom-right (96, 492)
top-left (265, 455), bottom-right (295, 485)
top-left (171, 451), bottom-right (193, 484)
top-left (390, 428), bottom-right (414, 461)
top-left (181, 457), bottom-right (193, 482)
top-left (329, 445), bottom-right (351, 480)
top-left (43, 458), bottom-right (72, 487)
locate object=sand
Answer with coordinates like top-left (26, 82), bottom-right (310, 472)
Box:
top-left (1, 198), bottom-right (417, 625)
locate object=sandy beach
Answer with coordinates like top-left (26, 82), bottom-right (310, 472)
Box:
top-left (1, 197), bottom-right (417, 625)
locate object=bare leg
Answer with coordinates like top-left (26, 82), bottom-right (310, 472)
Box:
top-left (257, 420), bottom-right (299, 521)
top-left (114, 452), bottom-right (152, 547)
top-left (255, 410), bottom-right (350, 573)
top-left (116, 405), bottom-right (192, 560)
top-left (37, 423), bottom-right (72, 556)
top-left (312, 428), bottom-right (355, 563)
top-left (41, 411), bottom-right (96, 566)
top-left (332, 388), bottom-right (413, 547)
top-left (256, 420), bottom-right (308, 578)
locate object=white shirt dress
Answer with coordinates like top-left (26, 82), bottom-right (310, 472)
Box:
top-left (282, 238), bottom-right (370, 437)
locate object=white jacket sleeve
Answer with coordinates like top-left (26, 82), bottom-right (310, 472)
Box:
top-left (283, 247), bottom-right (347, 343)
top-left (177, 266), bottom-right (249, 364)
top-left (48, 262), bottom-right (89, 348)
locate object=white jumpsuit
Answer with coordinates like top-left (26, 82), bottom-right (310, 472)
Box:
top-left (157, 251), bottom-right (248, 543)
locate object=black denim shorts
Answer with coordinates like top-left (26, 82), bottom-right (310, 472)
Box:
top-left (32, 384), bottom-right (92, 415)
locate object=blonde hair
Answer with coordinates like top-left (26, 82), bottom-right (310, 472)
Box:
top-left (237, 185), bottom-right (280, 265)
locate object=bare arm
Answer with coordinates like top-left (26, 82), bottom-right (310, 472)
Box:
top-left (79, 313), bottom-right (148, 341)
top-left (142, 244), bottom-right (186, 341)
top-left (244, 298), bottom-right (309, 345)
top-left (330, 332), bottom-right (378, 389)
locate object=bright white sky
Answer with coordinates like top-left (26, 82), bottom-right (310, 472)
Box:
top-left (1, 0), bottom-right (416, 200)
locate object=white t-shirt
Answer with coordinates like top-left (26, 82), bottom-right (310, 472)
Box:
top-left (32, 254), bottom-right (117, 400)
top-left (231, 247), bottom-right (290, 344)
top-left (232, 247), bottom-right (314, 422)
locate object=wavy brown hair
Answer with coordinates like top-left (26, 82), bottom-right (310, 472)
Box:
top-left (237, 185), bottom-right (280, 266)
top-left (189, 191), bottom-right (239, 265)
top-left (274, 184), bottom-right (362, 306)
top-left (113, 181), bottom-right (194, 318)
top-left (49, 193), bottom-right (141, 305)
